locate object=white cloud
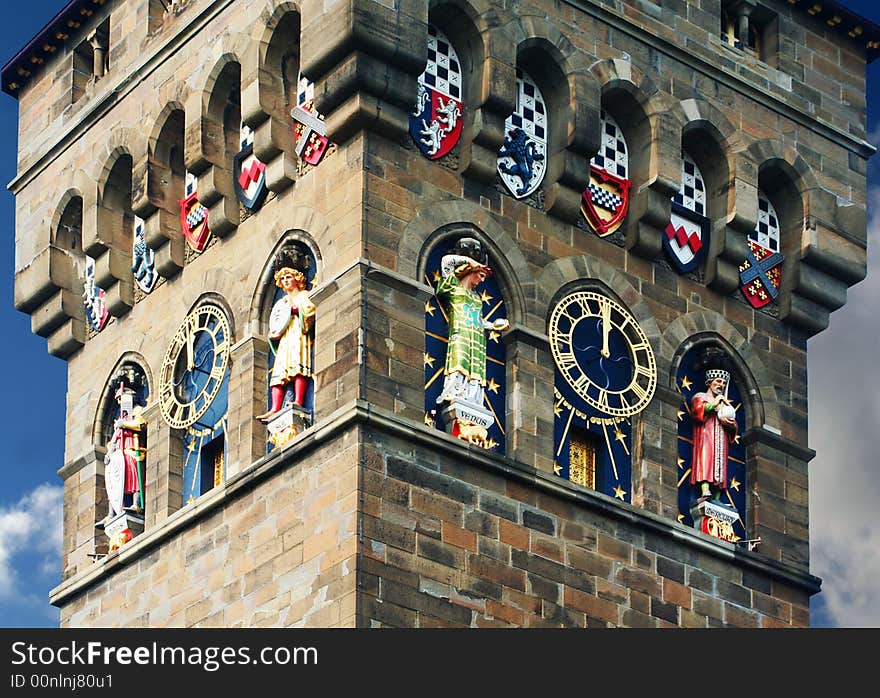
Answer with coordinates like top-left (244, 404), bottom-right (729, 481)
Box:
top-left (0, 483), bottom-right (63, 601)
top-left (809, 186), bottom-right (880, 627)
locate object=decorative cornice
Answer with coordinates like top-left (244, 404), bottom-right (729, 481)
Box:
top-left (49, 398), bottom-right (821, 608)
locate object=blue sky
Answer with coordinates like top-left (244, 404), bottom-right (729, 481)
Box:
top-left (0, 1), bottom-right (878, 628)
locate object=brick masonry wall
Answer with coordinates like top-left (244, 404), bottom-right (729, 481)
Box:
top-left (56, 428), bottom-right (360, 627)
top-left (360, 425), bottom-right (812, 628)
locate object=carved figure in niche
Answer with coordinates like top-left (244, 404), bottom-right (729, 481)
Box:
top-left (435, 237), bottom-right (509, 446)
top-left (689, 350), bottom-right (738, 500)
top-left (258, 246), bottom-right (315, 423)
top-left (103, 379), bottom-right (146, 524)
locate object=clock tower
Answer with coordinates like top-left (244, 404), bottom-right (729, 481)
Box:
top-left (4, 0), bottom-right (877, 627)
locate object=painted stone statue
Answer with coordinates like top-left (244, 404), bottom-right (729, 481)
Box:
top-left (258, 246), bottom-right (315, 426)
top-left (103, 381), bottom-right (146, 523)
top-left (435, 238), bottom-right (509, 446)
top-left (689, 367), bottom-right (738, 500)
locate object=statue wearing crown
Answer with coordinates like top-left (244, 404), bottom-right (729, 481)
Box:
top-left (689, 363), bottom-right (738, 501)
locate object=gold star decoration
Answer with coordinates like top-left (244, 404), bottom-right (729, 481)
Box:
top-left (424, 301), bottom-right (436, 316)
top-left (613, 486), bottom-right (627, 500)
top-left (677, 457), bottom-right (685, 470)
top-left (423, 352), bottom-right (435, 368)
top-left (432, 270), bottom-right (441, 283)
top-left (729, 477), bottom-right (741, 492)
top-left (677, 514), bottom-right (685, 524)
top-left (480, 291), bottom-right (493, 304)
top-left (424, 412), bottom-right (435, 428)
top-left (614, 428), bottom-right (626, 443)
top-left (486, 378), bottom-right (500, 394)
top-left (680, 376), bottom-right (693, 391)
top-left (677, 409), bottom-right (685, 421)
top-left (553, 404), bottom-right (563, 418)
top-left (187, 495), bottom-right (195, 505)
top-left (489, 331), bottom-right (500, 343)
top-left (733, 434), bottom-right (741, 444)
top-left (553, 463), bottom-right (562, 475)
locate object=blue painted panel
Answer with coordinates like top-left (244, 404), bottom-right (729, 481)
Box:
top-left (424, 240), bottom-right (507, 453)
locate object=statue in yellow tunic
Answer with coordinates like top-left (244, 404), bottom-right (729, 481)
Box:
top-left (258, 249), bottom-right (315, 422)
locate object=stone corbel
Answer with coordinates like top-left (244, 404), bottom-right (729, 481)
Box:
top-left (706, 175), bottom-right (756, 295)
top-left (779, 198), bottom-right (867, 336)
top-left (300, 0), bottom-right (428, 147)
top-left (460, 39), bottom-right (517, 185)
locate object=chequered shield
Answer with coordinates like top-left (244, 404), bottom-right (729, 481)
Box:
top-left (664, 206), bottom-right (708, 274)
top-left (179, 172), bottom-right (211, 252)
top-left (581, 164), bottom-right (631, 237)
top-left (132, 215), bottom-right (158, 294)
top-left (664, 152), bottom-right (708, 273)
top-left (410, 25), bottom-right (463, 160)
top-left (292, 76), bottom-right (329, 166)
top-left (233, 124), bottom-right (267, 211)
top-left (497, 69), bottom-right (547, 199)
top-left (739, 192), bottom-right (783, 309)
top-left (582, 111), bottom-right (630, 236)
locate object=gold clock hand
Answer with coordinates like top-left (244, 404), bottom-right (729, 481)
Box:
top-left (186, 316), bottom-right (195, 371)
top-left (601, 299), bottom-right (611, 358)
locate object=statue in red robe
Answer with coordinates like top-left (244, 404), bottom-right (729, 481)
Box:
top-left (689, 368), bottom-right (738, 499)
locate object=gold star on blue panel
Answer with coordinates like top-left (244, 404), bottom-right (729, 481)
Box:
top-left (432, 270), bottom-right (442, 283)
top-left (487, 378), bottom-right (500, 394)
top-left (423, 352), bottom-right (435, 368)
top-left (554, 463), bottom-right (562, 475)
top-left (480, 291), bottom-right (493, 304)
top-left (614, 428), bottom-right (626, 443)
top-left (424, 412), bottom-right (435, 428)
top-left (489, 331), bottom-right (500, 343)
top-left (730, 477), bottom-right (741, 492)
top-left (677, 409), bottom-right (685, 421)
top-left (554, 404), bottom-right (563, 418)
top-left (425, 301), bottom-right (436, 316)
top-left (733, 434), bottom-right (741, 444)
top-left (613, 485), bottom-right (626, 500)
top-left (677, 514), bottom-right (685, 523)
top-left (681, 376), bottom-right (693, 391)
top-left (677, 457), bottom-right (685, 470)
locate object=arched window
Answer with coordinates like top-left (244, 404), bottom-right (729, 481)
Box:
top-left (423, 235), bottom-right (509, 453)
top-left (260, 240), bottom-right (318, 451)
top-left (675, 344), bottom-right (747, 544)
top-left (497, 68), bottom-right (547, 199)
top-left (548, 285), bottom-right (656, 503)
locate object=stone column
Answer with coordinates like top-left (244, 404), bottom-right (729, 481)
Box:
top-left (88, 29), bottom-right (107, 80)
top-left (225, 336), bottom-right (270, 478)
top-left (142, 401), bottom-right (183, 528)
top-left (503, 326), bottom-right (555, 473)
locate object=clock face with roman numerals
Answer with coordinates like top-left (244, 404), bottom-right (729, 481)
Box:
top-left (549, 290), bottom-right (656, 418)
top-left (158, 304), bottom-right (231, 429)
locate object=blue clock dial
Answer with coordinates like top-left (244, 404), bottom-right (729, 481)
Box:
top-left (159, 304), bottom-right (231, 429)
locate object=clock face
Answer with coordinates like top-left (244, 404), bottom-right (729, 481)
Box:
top-left (549, 290), bottom-right (656, 418)
top-left (159, 304), bottom-right (231, 429)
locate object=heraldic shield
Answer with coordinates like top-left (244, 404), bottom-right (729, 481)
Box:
top-left (233, 125), bottom-right (267, 211)
top-left (739, 240), bottom-right (783, 309)
top-left (581, 164), bottom-right (631, 237)
top-left (292, 76), bottom-right (329, 167)
top-left (664, 203), bottom-right (708, 274)
top-left (409, 25), bottom-right (463, 160)
top-left (179, 173), bottom-right (211, 253)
